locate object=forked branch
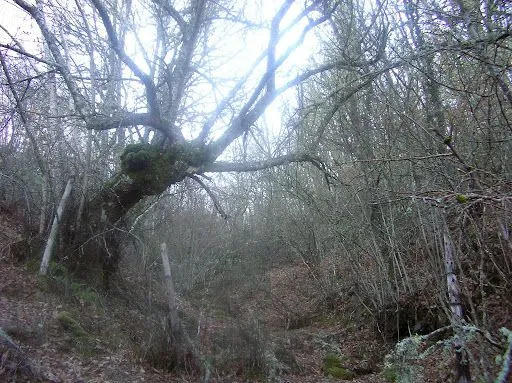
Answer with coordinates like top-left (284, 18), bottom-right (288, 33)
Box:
top-left (188, 174), bottom-right (229, 220)
top-left (90, 0), bottom-right (164, 133)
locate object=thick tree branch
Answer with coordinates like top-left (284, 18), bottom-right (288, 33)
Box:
top-left (90, 0), bottom-right (165, 134)
top-left (266, 0), bottom-right (294, 95)
top-left (309, 68), bottom-right (390, 150)
top-left (196, 46), bottom-right (268, 143)
top-left (201, 152), bottom-right (325, 173)
top-left (196, 1), bottom-right (338, 144)
top-left (165, 0), bottom-right (206, 141)
top-left (87, 112), bottom-right (161, 132)
top-left (0, 43), bottom-right (58, 67)
top-left (205, 3), bottom-right (337, 161)
top-left (153, 0), bottom-right (187, 33)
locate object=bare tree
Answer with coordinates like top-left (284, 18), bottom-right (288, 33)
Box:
top-left (3, 0), bottom-right (341, 284)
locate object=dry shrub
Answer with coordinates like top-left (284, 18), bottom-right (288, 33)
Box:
top-left (375, 292), bottom-right (448, 342)
top-left (133, 317), bottom-right (200, 373)
top-left (209, 314), bottom-right (268, 377)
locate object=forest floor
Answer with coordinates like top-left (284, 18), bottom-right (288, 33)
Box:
top-left (3, 207), bottom-right (511, 382)
top-left (0, 259), bottom-right (389, 383)
top-left (0, 206), bottom-right (389, 382)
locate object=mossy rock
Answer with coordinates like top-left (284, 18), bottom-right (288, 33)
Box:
top-left (56, 311), bottom-right (98, 355)
top-left (324, 366), bottom-right (357, 379)
top-left (56, 311), bottom-right (88, 338)
top-left (323, 352), bottom-right (356, 380)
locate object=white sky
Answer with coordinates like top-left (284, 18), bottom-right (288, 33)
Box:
top-left (0, 1), bottom-right (39, 48)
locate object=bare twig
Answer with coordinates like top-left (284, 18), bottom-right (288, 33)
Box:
top-left (13, 0), bottom-right (90, 118)
top-left (187, 174), bottom-right (229, 220)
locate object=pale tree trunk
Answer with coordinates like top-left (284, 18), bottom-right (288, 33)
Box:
top-left (40, 177), bottom-right (74, 275)
top-left (160, 242), bottom-right (211, 383)
top-left (443, 228), bottom-right (471, 383)
top-left (38, 175), bottom-right (48, 235)
top-left (75, 0), bottom-right (96, 231)
top-left (76, 132), bottom-right (92, 231)
top-left (160, 242), bottom-right (180, 334)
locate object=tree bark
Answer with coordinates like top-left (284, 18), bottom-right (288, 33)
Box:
top-left (40, 176), bottom-right (74, 275)
top-left (38, 175), bottom-right (48, 235)
top-left (443, 229), bottom-right (471, 383)
top-left (161, 242), bottom-right (180, 335)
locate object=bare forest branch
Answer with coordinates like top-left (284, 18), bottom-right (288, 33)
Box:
top-left (90, 0), bottom-right (164, 132)
top-left (87, 112), bottom-right (153, 131)
top-left (13, 0), bottom-right (90, 118)
top-left (188, 174), bottom-right (229, 220)
top-left (202, 152), bottom-right (329, 174)
top-left (0, 43), bottom-right (59, 67)
top-left (206, 3), bottom-right (338, 160)
top-left (0, 50), bottom-right (48, 178)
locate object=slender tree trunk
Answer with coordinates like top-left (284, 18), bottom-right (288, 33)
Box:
top-left (160, 241), bottom-right (210, 382)
top-left (40, 177), bottom-right (74, 275)
top-left (75, 131), bottom-right (92, 231)
top-left (443, 228), bottom-right (471, 383)
top-left (75, 0), bottom-right (96, 231)
top-left (161, 242), bottom-right (180, 335)
top-left (38, 175), bottom-right (48, 235)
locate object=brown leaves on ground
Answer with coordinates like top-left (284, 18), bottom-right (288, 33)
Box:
top-left (0, 207), bottom-right (389, 383)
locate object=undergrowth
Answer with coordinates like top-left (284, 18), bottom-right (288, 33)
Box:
top-left (383, 326), bottom-right (512, 383)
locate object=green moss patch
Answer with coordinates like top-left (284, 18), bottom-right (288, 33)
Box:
top-left (120, 142), bottom-right (206, 194)
top-left (456, 194), bottom-right (468, 203)
top-left (323, 352), bottom-right (357, 380)
top-left (56, 311), bottom-right (97, 355)
top-left (57, 311), bottom-right (88, 338)
top-left (120, 143), bottom-right (174, 193)
top-left (70, 282), bottom-right (103, 307)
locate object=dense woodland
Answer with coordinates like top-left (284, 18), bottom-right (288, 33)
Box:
top-left (0, 0), bottom-right (511, 382)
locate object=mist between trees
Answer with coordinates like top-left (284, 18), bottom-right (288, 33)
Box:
top-left (1, 0), bottom-right (511, 382)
